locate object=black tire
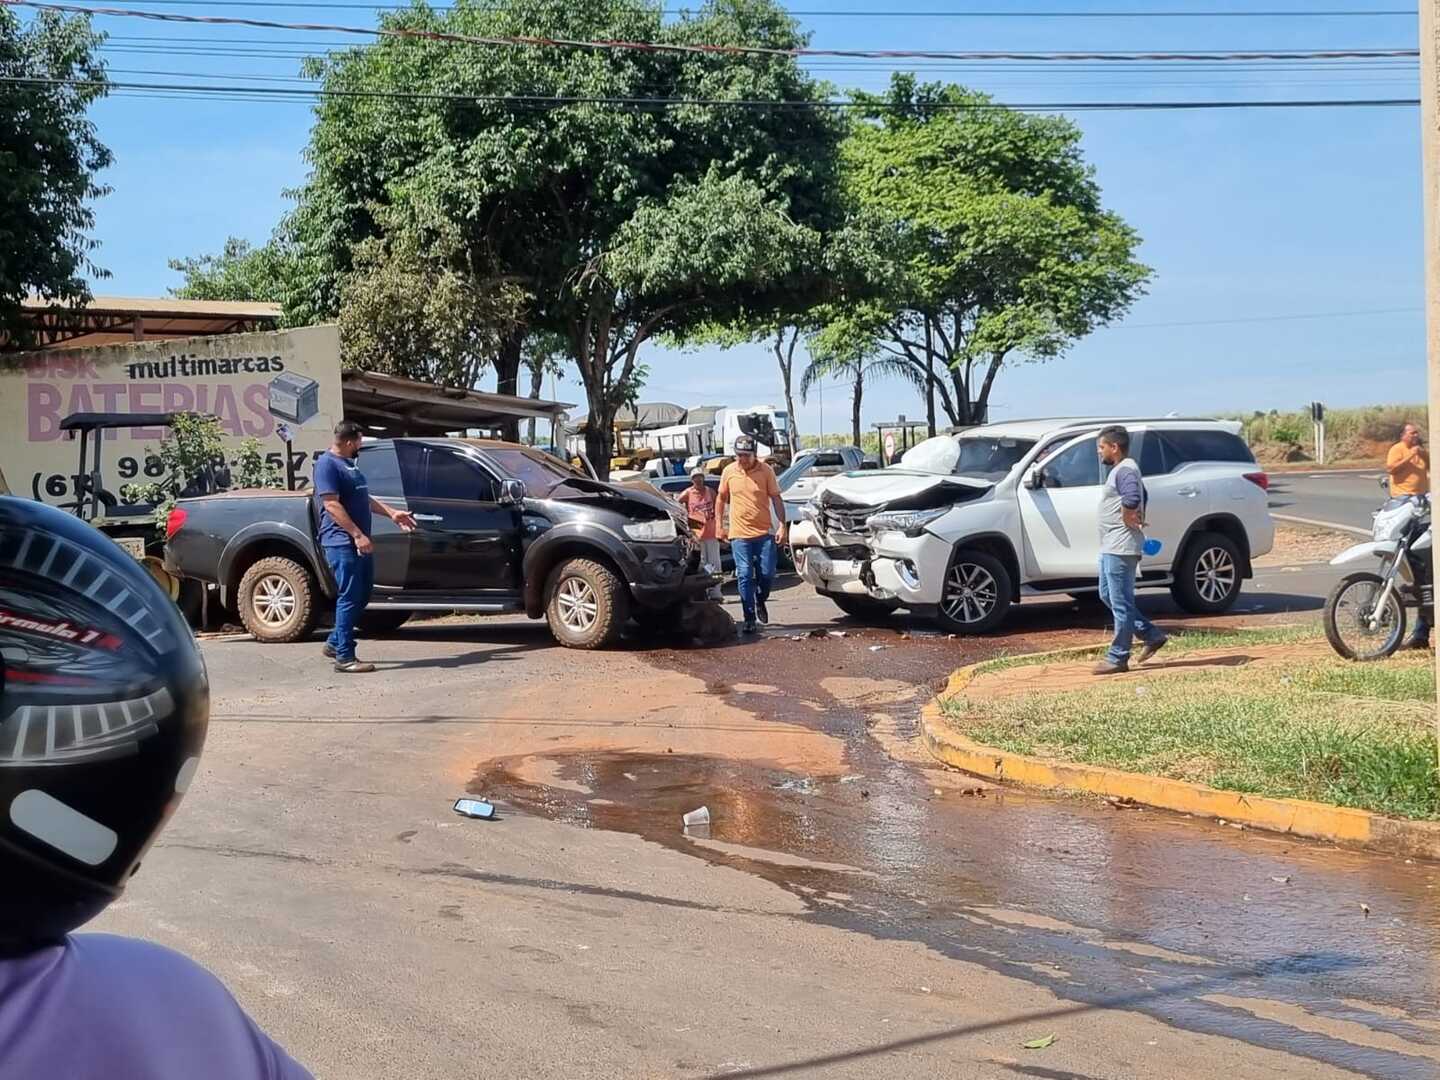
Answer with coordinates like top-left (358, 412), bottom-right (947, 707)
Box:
top-left (355, 609), bottom-right (412, 635)
top-left (236, 556), bottom-right (318, 643)
top-left (1324, 571), bottom-right (1406, 661)
top-left (545, 557), bottom-right (629, 650)
top-left (936, 550), bottom-right (1013, 635)
top-left (828, 594), bottom-right (898, 622)
top-left (1171, 532), bottom-right (1243, 614)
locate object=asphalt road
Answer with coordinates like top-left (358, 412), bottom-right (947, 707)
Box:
top-left (87, 562), bottom-right (1440, 1079)
top-left (1268, 470), bottom-right (1387, 534)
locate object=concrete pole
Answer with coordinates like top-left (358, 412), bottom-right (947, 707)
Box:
top-left (1421, 0), bottom-right (1440, 769)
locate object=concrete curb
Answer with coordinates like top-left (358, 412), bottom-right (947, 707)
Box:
top-left (920, 660), bottom-right (1440, 861)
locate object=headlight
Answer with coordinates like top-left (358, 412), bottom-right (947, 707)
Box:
top-left (865, 506), bottom-right (949, 536)
top-left (800, 503), bottom-right (820, 522)
top-left (624, 518), bottom-right (678, 542)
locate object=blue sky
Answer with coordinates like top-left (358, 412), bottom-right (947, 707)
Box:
top-left (73, 1), bottom-right (1425, 433)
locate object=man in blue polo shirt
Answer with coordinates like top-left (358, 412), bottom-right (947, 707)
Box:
top-left (314, 421), bottom-right (415, 673)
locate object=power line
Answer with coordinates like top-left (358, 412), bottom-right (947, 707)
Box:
top-left (1112, 306), bottom-right (1423, 329)
top-left (88, 66), bottom-right (1423, 94)
top-left (18, 0), bottom-right (1421, 14)
top-left (0, 75), bottom-right (1422, 110)
top-left (0, 1), bottom-right (1421, 63)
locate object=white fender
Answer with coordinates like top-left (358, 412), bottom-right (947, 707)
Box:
top-left (1330, 541), bottom-right (1396, 567)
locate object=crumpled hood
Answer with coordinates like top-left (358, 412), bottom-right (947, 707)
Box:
top-left (816, 469), bottom-right (992, 507)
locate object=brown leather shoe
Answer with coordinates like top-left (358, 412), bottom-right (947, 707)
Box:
top-left (334, 659), bottom-right (376, 674)
top-left (1137, 637), bottom-right (1169, 664)
top-left (1092, 659), bottom-right (1128, 676)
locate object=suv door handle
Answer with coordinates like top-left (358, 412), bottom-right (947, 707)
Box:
top-left (413, 513), bottom-right (444, 523)
top-left (1177, 487), bottom-right (1200, 498)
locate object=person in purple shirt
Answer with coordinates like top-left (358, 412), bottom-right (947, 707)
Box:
top-left (0, 496), bottom-right (311, 1078)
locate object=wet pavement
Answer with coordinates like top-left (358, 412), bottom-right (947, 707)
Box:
top-left (474, 586), bottom-right (1440, 1079)
top-left (108, 558), bottom-right (1440, 1078)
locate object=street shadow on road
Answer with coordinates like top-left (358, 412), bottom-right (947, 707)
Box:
top-left (374, 643), bottom-right (544, 671)
top-left (694, 953), bottom-right (1369, 1080)
top-left (1139, 654), bottom-right (1258, 673)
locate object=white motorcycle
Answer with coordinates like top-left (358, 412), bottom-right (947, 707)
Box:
top-left (1323, 490), bottom-right (1433, 661)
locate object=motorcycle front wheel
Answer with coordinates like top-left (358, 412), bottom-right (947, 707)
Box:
top-left (1324, 571), bottom-right (1407, 661)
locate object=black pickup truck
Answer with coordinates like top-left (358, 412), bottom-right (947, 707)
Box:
top-left (163, 438), bottom-right (715, 649)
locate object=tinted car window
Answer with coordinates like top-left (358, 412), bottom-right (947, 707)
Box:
top-left (1137, 432), bottom-right (1172, 477)
top-left (1044, 439), bottom-right (1102, 488)
top-left (358, 444), bottom-right (404, 498)
top-left (399, 443), bottom-right (497, 502)
top-left (948, 438), bottom-right (1036, 480)
top-left (484, 447), bottom-right (578, 496)
top-left (1166, 430), bottom-right (1255, 465)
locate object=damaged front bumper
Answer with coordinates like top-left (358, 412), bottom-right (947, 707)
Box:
top-left (790, 520), bottom-right (949, 608)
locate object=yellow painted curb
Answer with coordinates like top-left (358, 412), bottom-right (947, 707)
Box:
top-left (921, 658), bottom-right (1440, 862)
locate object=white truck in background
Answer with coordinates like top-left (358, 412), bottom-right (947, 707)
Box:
top-left (712, 405), bottom-right (791, 459)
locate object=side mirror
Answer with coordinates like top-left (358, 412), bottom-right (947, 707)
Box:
top-left (499, 478), bottom-right (527, 506)
top-left (1025, 466), bottom-right (1044, 490)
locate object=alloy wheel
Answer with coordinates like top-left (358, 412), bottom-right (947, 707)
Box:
top-left (556, 576), bottom-right (599, 633)
top-left (941, 562), bottom-right (998, 624)
top-left (253, 574), bottom-right (297, 626)
top-left (1194, 546), bottom-right (1237, 605)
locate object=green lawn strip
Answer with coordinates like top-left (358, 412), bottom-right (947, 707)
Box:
top-left (971, 624), bottom-right (1319, 678)
top-left (942, 655), bottom-right (1440, 820)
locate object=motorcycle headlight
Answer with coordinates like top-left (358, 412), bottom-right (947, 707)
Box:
top-left (865, 506), bottom-right (949, 536)
top-left (624, 517), bottom-right (678, 542)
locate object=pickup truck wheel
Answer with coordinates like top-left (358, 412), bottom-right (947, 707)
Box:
top-left (829, 594), bottom-right (898, 622)
top-left (237, 556), bottom-right (317, 643)
top-left (1171, 532), bottom-right (1242, 614)
top-left (936, 550), bottom-right (1012, 635)
top-left (546, 558), bottom-right (629, 650)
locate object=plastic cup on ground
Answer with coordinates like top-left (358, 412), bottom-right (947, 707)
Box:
top-left (682, 806), bottom-right (711, 828)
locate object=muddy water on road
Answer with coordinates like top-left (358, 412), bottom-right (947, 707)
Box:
top-left (473, 626), bottom-right (1440, 1078)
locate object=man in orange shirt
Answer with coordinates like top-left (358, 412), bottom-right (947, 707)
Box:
top-left (1387, 423), bottom-right (1430, 497)
top-left (717, 435), bottom-right (788, 634)
top-left (1386, 422), bottom-right (1432, 649)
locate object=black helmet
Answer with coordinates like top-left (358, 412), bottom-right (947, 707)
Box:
top-left (0, 497), bottom-right (208, 953)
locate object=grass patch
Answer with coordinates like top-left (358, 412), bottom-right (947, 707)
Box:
top-left (970, 624), bottom-right (1317, 678)
top-left (943, 651), bottom-right (1440, 820)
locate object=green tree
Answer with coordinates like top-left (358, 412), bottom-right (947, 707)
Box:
top-left (799, 344), bottom-right (919, 450)
top-left (522, 331), bottom-right (568, 446)
top-left (815, 76), bottom-right (1152, 428)
top-left (338, 230), bottom-right (527, 388)
top-left (168, 236), bottom-right (292, 306)
top-left (285, 0), bottom-right (843, 472)
top-left (0, 7), bottom-right (111, 350)
top-left (123, 415), bottom-right (280, 528)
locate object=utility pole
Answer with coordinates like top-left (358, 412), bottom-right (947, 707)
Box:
top-left (1420, 0), bottom-right (1440, 769)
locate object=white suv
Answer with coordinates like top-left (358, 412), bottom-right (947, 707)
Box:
top-left (790, 417), bottom-right (1275, 633)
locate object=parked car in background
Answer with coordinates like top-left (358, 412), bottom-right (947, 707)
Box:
top-left (790, 417), bottom-right (1274, 632)
top-left (165, 439), bottom-right (715, 650)
top-left (779, 447), bottom-right (865, 524)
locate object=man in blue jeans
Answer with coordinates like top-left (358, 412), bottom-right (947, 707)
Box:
top-left (313, 421), bottom-right (415, 673)
top-left (716, 435), bottom-right (788, 634)
top-left (1093, 425), bottom-right (1167, 675)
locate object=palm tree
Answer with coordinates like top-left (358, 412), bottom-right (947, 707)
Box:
top-left (799, 349), bottom-right (923, 450)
